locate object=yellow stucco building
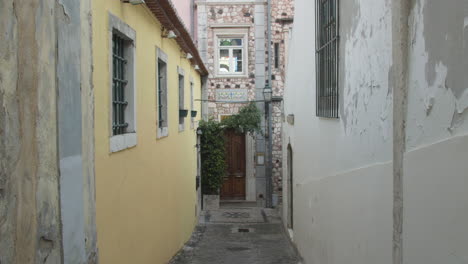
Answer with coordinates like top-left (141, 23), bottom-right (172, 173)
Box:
top-left (92, 1), bottom-right (207, 263)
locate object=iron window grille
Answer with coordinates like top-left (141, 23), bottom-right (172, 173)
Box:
top-left (315, 0), bottom-right (339, 118)
top-left (112, 33), bottom-right (129, 135)
top-left (179, 74), bottom-right (185, 125)
top-left (157, 59), bottom-right (166, 128)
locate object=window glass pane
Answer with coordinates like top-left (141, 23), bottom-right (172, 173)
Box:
top-left (233, 49), bottom-right (243, 72)
top-left (219, 38), bottom-right (243, 46)
top-left (219, 49), bottom-right (230, 73)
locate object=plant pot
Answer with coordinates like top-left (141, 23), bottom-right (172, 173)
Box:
top-left (191, 110), bottom-right (198, 118)
top-left (203, 194), bottom-right (220, 210)
top-left (179, 109), bottom-right (189, 118)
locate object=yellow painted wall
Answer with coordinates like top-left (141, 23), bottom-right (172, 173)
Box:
top-left (92, 2), bottom-right (202, 263)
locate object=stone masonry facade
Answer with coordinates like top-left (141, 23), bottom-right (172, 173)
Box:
top-left (205, 4), bottom-right (256, 118)
top-left (270, 0), bottom-right (294, 199)
top-left (197, 0), bottom-right (294, 205)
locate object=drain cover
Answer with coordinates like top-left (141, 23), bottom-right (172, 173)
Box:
top-left (231, 227), bottom-right (254, 233)
top-left (227, 247), bottom-right (250, 251)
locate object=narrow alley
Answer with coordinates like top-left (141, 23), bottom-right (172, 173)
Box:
top-left (169, 203), bottom-right (301, 264)
top-left (1, 0), bottom-right (467, 263)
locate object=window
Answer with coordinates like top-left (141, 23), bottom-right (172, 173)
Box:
top-left (178, 67), bottom-right (185, 131)
top-left (190, 80), bottom-right (195, 129)
top-left (214, 29), bottom-right (248, 77)
top-left (112, 34), bottom-right (128, 135)
top-left (274, 43), bottom-right (280, 69)
top-left (109, 13), bottom-right (136, 153)
top-left (316, 0), bottom-right (339, 118)
top-left (156, 48), bottom-right (168, 138)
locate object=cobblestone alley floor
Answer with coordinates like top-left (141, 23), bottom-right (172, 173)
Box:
top-left (169, 203), bottom-right (302, 264)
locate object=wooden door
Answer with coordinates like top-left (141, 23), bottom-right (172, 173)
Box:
top-left (220, 130), bottom-right (246, 200)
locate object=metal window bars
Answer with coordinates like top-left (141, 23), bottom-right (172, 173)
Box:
top-left (112, 34), bottom-right (129, 135)
top-left (315, 0), bottom-right (339, 118)
top-left (157, 60), bottom-right (165, 128)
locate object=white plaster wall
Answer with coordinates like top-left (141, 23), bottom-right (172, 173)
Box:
top-left (406, 0), bottom-right (468, 150)
top-left (403, 0), bottom-right (468, 263)
top-left (283, 0), bottom-right (468, 263)
top-left (403, 134), bottom-right (468, 264)
top-left (282, 0), bottom-right (394, 263)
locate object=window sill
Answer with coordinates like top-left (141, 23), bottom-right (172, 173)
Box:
top-left (110, 133), bottom-right (137, 153)
top-left (157, 127), bottom-right (169, 139)
top-left (213, 74), bottom-right (249, 79)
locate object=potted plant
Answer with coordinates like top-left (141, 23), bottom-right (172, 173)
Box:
top-left (191, 110), bottom-right (198, 118)
top-left (179, 109), bottom-right (189, 118)
top-left (199, 119), bottom-right (226, 210)
top-left (199, 103), bottom-right (262, 210)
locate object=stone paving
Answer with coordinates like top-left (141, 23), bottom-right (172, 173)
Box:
top-left (169, 205), bottom-right (302, 264)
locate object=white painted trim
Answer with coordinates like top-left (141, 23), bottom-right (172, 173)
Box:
top-left (108, 13), bottom-right (138, 138)
top-left (246, 133), bottom-right (256, 201)
top-left (156, 47), bottom-right (169, 139)
top-left (213, 28), bottom-right (249, 78)
top-left (157, 127), bottom-right (168, 139)
top-left (210, 24), bottom-right (252, 28)
top-left (110, 133), bottom-right (137, 153)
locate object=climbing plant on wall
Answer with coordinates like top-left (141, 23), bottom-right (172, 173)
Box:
top-left (199, 103), bottom-right (262, 195)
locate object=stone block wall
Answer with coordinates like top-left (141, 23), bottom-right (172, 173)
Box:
top-left (270, 0), bottom-right (294, 197)
top-left (205, 4), bottom-right (257, 119)
top-left (197, 0), bottom-right (294, 205)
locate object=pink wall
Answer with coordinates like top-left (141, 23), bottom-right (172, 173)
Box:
top-left (171, 0), bottom-right (193, 36)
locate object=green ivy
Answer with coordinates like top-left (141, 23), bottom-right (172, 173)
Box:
top-left (220, 103), bottom-right (262, 134)
top-left (200, 103), bottom-right (262, 195)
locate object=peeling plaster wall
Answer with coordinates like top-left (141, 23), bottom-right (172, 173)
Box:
top-left (406, 0), bottom-right (468, 149)
top-left (282, 0), bottom-right (394, 263)
top-left (0, 0), bottom-right (97, 263)
top-left (403, 1), bottom-right (468, 263)
top-left (283, 0), bottom-right (468, 263)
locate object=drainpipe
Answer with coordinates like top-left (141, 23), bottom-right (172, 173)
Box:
top-left (265, 0), bottom-right (273, 208)
top-left (392, 1), bottom-right (410, 264)
top-left (191, 0), bottom-right (195, 38)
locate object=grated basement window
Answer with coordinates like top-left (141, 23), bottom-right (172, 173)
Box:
top-left (316, 0), bottom-right (339, 118)
top-left (112, 33), bottom-right (129, 135)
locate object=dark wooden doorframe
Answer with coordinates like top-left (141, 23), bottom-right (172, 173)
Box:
top-left (220, 129), bottom-right (246, 200)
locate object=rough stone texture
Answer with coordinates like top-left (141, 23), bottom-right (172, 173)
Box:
top-left (169, 207), bottom-right (301, 264)
top-left (270, 0), bottom-right (294, 198)
top-left (199, 0), bottom-right (294, 204)
top-left (205, 4), bottom-right (257, 120)
top-left (203, 195), bottom-right (220, 210)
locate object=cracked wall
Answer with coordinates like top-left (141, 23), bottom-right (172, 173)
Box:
top-left (282, 0), bottom-right (468, 263)
top-left (406, 0), bottom-right (468, 149)
top-left (0, 0), bottom-right (96, 263)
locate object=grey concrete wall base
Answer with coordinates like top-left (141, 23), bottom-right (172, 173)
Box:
top-left (203, 195), bottom-right (220, 210)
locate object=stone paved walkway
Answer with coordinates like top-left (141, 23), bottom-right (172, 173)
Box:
top-left (169, 205), bottom-right (302, 264)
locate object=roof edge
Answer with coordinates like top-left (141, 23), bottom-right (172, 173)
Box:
top-left (145, 0), bottom-right (208, 76)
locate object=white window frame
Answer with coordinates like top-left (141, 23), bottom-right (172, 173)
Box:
top-left (214, 28), bottom-right (248, 77)
top-left (190, 79), bottom-right (195, 129)
top-left (178, 67), bottom-right (186, 132)
top-left (156, 48), bottom-right (169, 139)
top-left (108, 13), bottom-right (137, 153)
